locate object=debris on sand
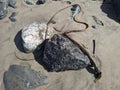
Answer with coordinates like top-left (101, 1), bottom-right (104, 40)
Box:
top-left (3, 65), bottom-right (48, 90)
top-left (92, 16), bottom-right (104, 26)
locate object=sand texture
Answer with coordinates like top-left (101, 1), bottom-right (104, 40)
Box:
top-left (0, 0), bottom-right (120, 90)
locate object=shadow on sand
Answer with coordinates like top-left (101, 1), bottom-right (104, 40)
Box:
top-left (14, 30), bottom-right (26, 53)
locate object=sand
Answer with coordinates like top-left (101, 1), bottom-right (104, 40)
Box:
top-left (0, 0), bottom-right (120, 90)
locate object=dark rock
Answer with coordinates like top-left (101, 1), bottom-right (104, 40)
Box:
top-left (111, 0), bottom-right (120, 21)
top-left (24, 0), bottom-right (35, 5)
top-left (9, 0), bottom-right (17, 8)
top-left (3, 65), bottom-right (48, 90)
top-left (10, 12), bottom-right (17, 17)
top-left (9, 12), bottom-right (17, 22)
top-left (66, 1), bottom-right (71, 4)
top-left (49, 20), bottom-right (56, 24)
top-left (71, 4), bottom-right (80, 18)
top-left (36, 0), bottom-right (46, 5)
top-left (42, 34), bottom-right (90, 72)
top-left (92, 25), bottom-right (96, 29)
top-left (9, 17), bottom-right (16, 22)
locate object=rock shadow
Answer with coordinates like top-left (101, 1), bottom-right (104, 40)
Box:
top-left (14, 30), bottom-right (26, 53)
top-left (101, 0), bottom-right (120, 23)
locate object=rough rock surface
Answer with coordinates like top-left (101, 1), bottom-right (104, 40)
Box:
top-left (3, 65), bottom-right (48, 90)
top-left (21, 22), bottom-right (53, 53)
top-left (43, 34), bottom-right (90, 72)
top-left (112, 0), bottom-right (120, 20)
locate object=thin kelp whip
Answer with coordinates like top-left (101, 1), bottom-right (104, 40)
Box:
top-left (45, 4), bottom-right (101, 81)
top-left (45, 4), bottom-right (89, 39)
top-left (14, 50), bottom-right (34, 61)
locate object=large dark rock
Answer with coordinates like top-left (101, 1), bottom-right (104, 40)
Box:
top-left (3, 65), bottom-right (48, 90)
top-left (111, 0), bottom-right (120, 21)
top-left (42, 34), bottom-right (90, 72)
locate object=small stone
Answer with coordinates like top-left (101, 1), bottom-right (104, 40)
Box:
top-left (36, 0), bottom-right (46, 5)
top-left (92, 25), bottom-right (96, 29)
top-left (9, 17), bottom-right (16, 22)
top-left (9, 0), bottom-right (17, 8)
top-left (71, 5), bottom-right (81, 18)
top-left (10, 12), bottom-right (17, 17)
top-left (49, 20), bottom-right (56, 24)
top-left (24, 0), bottom-right (36, 5)
top-left (9, 12), bottom-right (17, 22)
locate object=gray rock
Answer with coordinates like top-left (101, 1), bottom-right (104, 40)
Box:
top-left (3, 65), bottom-right (48, 90)
top-left (9, 12), bottom-right (17, 22)
top-left (9, 17), bottom-right (16, 22)
top-left (43, 34), bottom-right (90, 72)
top-left (9, 0), bottom-right (17, 8)
top-left (24, 0), bottom-right (36, 5)
top-left (0, 0), bottom-right (16, 19)
top-left (0, 0), bottom-right (8, 19)
top-left (10, 12), bottom-right (17, 17)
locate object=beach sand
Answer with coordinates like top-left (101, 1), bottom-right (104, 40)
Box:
top-left (0, 0), bottom-right (120, 90)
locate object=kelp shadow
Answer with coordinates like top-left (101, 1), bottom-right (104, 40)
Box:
top-left (101, 0), bottom-right (120, 23)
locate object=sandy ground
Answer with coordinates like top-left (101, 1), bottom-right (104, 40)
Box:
top-left (0, 0), bottom-right (120, 90)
